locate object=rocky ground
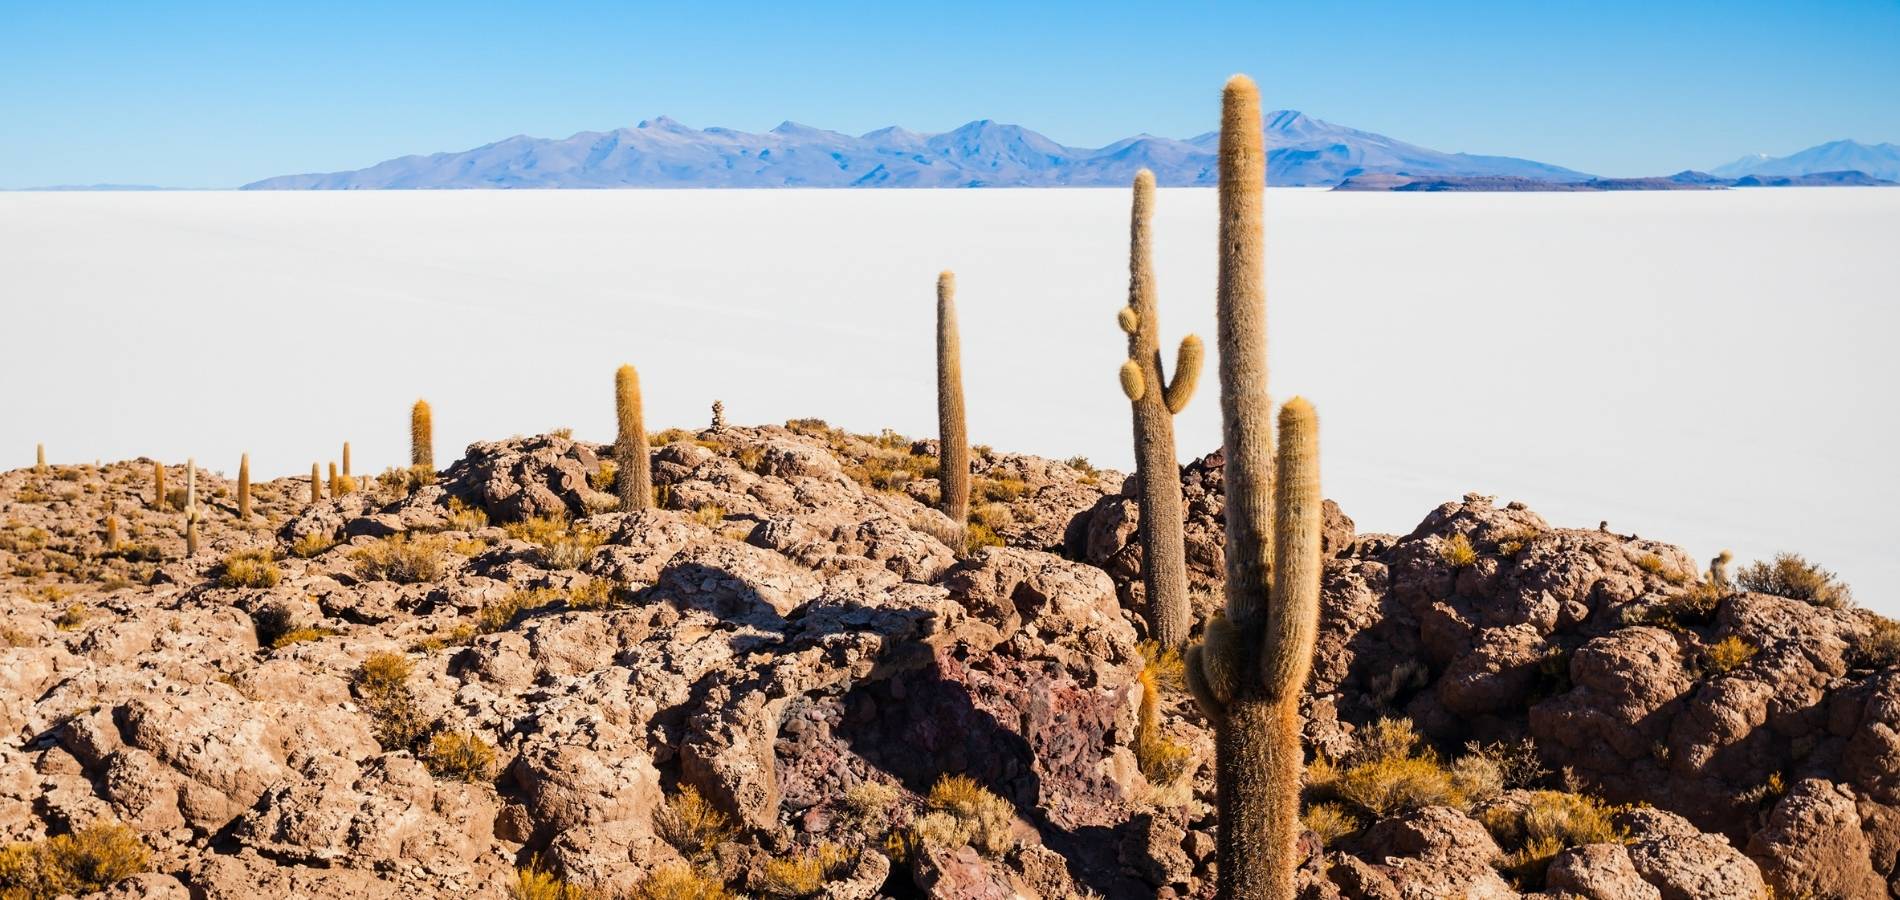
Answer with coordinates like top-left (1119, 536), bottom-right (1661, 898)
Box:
top-left (2, 421), bottom-right (1895, 899)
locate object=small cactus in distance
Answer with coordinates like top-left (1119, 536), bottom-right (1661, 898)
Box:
top-left (343, 442), bottom-right (352, 477)
top-left (105, 513), bottom-right (120, 553)
top-left (1711, 549), bottom-right (1733, 587)
top-left (936, 270), bottom-right (970, 551)
top-left (310, 463), bottom-right (322, 504)
top-left (153, 461), bottom-right (167, 510)
top-left (238, 454), bottom-right (251, 521)
top-left (35, 444), bottom-right (46, 473)
top-left (1117, 168), bottom-right (1204, 648)
top-left (411, 400), bottom-right (434, 471)
top-left (329, 462), bottom-right (341, 497)
top-left (615, 365), bottom-right (653, 511)
top-left (185, 459), bottom-right (200, 556)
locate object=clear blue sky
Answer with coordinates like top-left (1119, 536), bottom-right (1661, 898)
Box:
top-left (3, 1), bottom-right (1897, 188)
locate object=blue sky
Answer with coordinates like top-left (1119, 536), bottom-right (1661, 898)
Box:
top-left (2, 1), bottom-right (1897, 187)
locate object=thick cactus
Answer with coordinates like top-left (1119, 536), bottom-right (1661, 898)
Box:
top-left (1118, 168), bottom-right (1205, 648)
top-left (615, 364), bottom-right (652, 510)
top-left (105, 513), bottom-right (120, 553)
top-left (936, 271), bottom-right (970, 550)
top-left (153, 461), bottom-right (166, 511)
top-left (35, 444), bottom-right (46, 473)
top-left (343, 442), bottom-right (352, 478)
top-left (329, 462), bottom-right (341, 497)
top-left (1182, 75), bottom-right (1324, 900)
top-left (238, 454), bottom-right (251, 521)
top-left (411, 400), bottom-right (434, 470)
top-left (310, 462), bottom-right (322, 504)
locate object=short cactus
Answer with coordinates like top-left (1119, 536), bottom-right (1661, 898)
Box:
top-left (105, 513), bottom-right (120, 553)
top-left (411, 400), bottom-right (434, 471)
top-left (329, 462), bottom-right (341, 497)
top-left (35, 444), bottom-right (46, 473)
top-left (1181, 75), bottom-right (1324, 900)
top-left (153, 461), bottom-right (167, 511)
top-left (238, 454), bottom-right (251, 521)
top-left (615, 364), bottom-right (653, 511)
top-left (936, 270), bottom-right (970, 551)
top-left (185, 459), bottom-right (200, 556)
top-left (1118, 168), bottom-right (1204, 648)
top-left (343, 442), bottom-right (352, 477)
top-left (310, 462), bottom-right (322, 504)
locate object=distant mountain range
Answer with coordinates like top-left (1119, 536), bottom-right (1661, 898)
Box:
top-left (1713, 140), bottom-right (1900, 182)
top-left (1336, 169), bottom-right (1894, 192)
top-left (241, 111), bottom-right (1593, 190)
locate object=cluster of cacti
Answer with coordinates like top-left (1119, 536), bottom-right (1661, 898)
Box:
top-left (412, 400), bottom-right (434, 471)
top-left (615, 365), bottom-right (653, 511)
top-left (1117, 169), bottom-right (1205, 648)
top-left (936, 270), bottom-right (970, 551)
top-left (238, 454), bottom-right (251, 521)
top-left (1178, 75), bottom-right (1323, 900)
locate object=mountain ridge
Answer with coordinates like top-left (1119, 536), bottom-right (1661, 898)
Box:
top-left (1712, 139), bottom-right (1900, 181)
top-left (241, 110), bottom-right (1594, 190)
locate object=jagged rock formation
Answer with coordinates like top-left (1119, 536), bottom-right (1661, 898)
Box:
top-left (2, 427), bottom-right (1889, 898)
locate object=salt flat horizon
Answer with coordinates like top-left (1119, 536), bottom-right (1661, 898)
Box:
top-left (2, 187), bottom-right (1895, 612)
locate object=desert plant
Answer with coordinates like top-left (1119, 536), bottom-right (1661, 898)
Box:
top-left (237, 453), bottom-right (251, 521)
top-left (412, 399), bottom-right (434, 470)
top-left (152, 460), bottom-right (166, 510)
top-left (1737, 553), bottom-right (1853, 609)
top-left (424, 730), bottom-right (495, 782)
top-left (509, 865), bottom-right (595, 900)
top-left (1116, 168), bottom-right (1204, 647)
top-left (219, 548), bottom-right (281, 588)
top-left (1710, 549), bottom-right (1733, 587)
top-left (1464, 738), bottom-right (1550, 790)
top-left (758, 843), bottom-right (853, 898)
top-left (1135, 651), bottom-right (1194, 788)
top-left (1179, 75), bottom-right (1325, 900)
top-left (183, 459), bottom-right (200, 556)
top-left (653, 786), bottom-right (736, 864)
top-left (924, 774), bottom-right (1016, 857)
top-left (328, 462), bottom-right (341, 497)
top-left (1441, 533), bottom-right (1478, 568)
top-left (1480, 790), bottom-right (1627, 889)
top-left (626, 865), bottom-right (732, 900)
top-left (0, 821), bottom-right (149, 897)
top-left (1301, 802), bottom-right (1360, 847)
top-left (350, 534), bottom-right (451, 583)
top-left (270, 626), bottom-right (336, 649)
top-left (342, 441), bottom-right (352, 477)
top-left (103, 515), bottom-right (119, 554)
top-left (289, 531), bottom-right (338, 558)
top-left (309, 462), bottom-right (322, 504)
top-left (837, 780), bottom-right (903, 836)
top-left (1704, 635), bottom-right (1759, 675)
top-left (54, 604), bottom-right (89, 631)
top-left (935, 270), bottom-right (970, 551)
top-left (1853, 615), bottom-right (1900, 669)
top-left (615, 365), bottom-right (653, 511)
top-left (352, 651), bottom-right (427, 749)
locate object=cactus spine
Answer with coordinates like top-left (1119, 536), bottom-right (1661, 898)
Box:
top-left (238, 454), bottom-right (251, 521)
top-left (411, 400), bottom-right (434, 471)
top-left (936, 271), bottom-right (970, 551)
top-left (310, 463), bottom-right (322, 504)
top-left (615, 365), bottom-right (652, 510)
top-left (153, 461), bottom-right (167, 511)
top-left (185, 459), bottom-right (200, 556)
top-left (1119, 168), bottom-right (1204, 648)
top-left (1182, 75), bottom-right (1324, 900)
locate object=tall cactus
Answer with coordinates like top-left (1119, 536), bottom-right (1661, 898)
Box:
top-left (615, 364), bottom-right (653, 511)
top-left (153, 461), bottom-right (167, 511)
top-left (1181, 75), bottom-right (1324, 900)
top-left (1117, 169), bottom-right (1204, 648)
top-left (35, 444), bottom-right (46, 473)
top-left (329, 462), bottom-right (341, 497)
top-left (105, 513), bottom-right (120, 554)
top-left (310, 462), bottom-right (322, 504)
top-left (238, 454), bottom-right (251, 521)
top-left (936, 270), bottom-right (970, 551)
top-left (411, 400), bottom-right (434, 471)
top-left (342, 442), bottom-right (352, 478)
top-left (185, 459), bottom-right (200, 556)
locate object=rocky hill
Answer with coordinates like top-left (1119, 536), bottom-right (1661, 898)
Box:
top-left (2, 422), bottom-right (1895, 899)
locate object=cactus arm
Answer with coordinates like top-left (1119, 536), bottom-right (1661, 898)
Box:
top-left (1119, 361), bottom-right (1146, 401)
top-left (1163, 334), bottom-right (1203, 415)
top-left (1261, 398), bottom-right (1321, 700)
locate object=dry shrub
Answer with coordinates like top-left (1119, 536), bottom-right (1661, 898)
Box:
top-left (477, 587), bottom-right (560, 634)
top-left (1463, 738), bottom-right (1550, 791)
top-left (758, 843), bottom-right (854, 898)
top-left (1479, 790), bottom-right (1626, 889)
top-left (423, 731), bottom-right (495, 782)
top-left (1313, 716), bottom-right (1502, 818)
top-left (289, 531), bottom-right (338, 558)
top-left (693, 504), bottom-right (725, 528)
top-left (1134, 657), bottom-right (1193, 790)
top-left (444, 497), bottom-right (489, 532)
top-left (588, 461), bottom-right (617, 493)
top-left (505, 516), bottom-right (605, 569)
top-left (1853, 616), bottom-right (1900, 669)
top-left (1703, 635), bottom-right (1758, 675)
top-left (1737, 553), bottom-right (1853, 609)
top-left (53, 605), bottom-right (89, 631)
top-left (509, 865), bottom-right (595, 900)
top-left (626, 864), bottom-right (731, 900)
top-left (350, 534), bottom-right (451, 583)
top-left (0, 821), bottom-right (148, 897)
top-left (923, 775), bottom-right (1016, 856)
top-left (837, 780), bottom-right (902, 835)
top-left (219, 548), bottom-right (281, 588)
top-left (1440, 533), bottom-right (1477, 568)
top-left (1302, 802), bottom-right (1361, 846)
top-left (653, 786), bottom-right (735, 864)
top-left (270, 626), bottom-right (336, 649)
top-left (964, 523), bottom-right (1004, 553)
